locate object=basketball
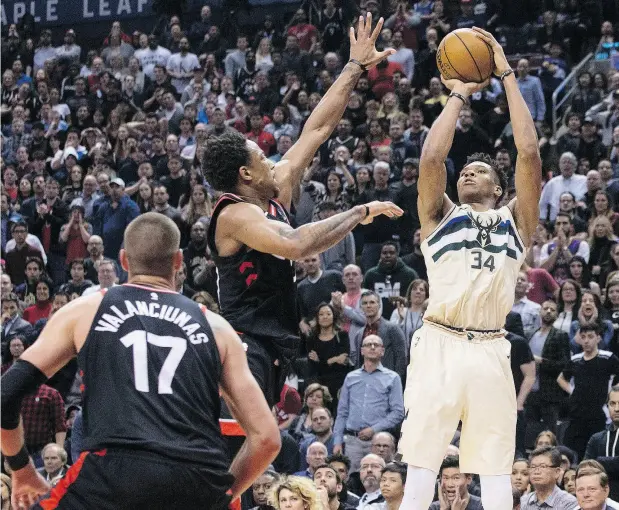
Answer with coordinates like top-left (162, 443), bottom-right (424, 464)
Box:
top-left (436, 28), bottom-right (495, 83)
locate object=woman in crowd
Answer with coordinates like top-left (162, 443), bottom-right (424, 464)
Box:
top-left (264, 106), bottom-right (297, 141)
top-left (588, 215), bottom-right (617, 284)
top-left (350, 140), bottom-right (372, 171)
top-left (22, 278), bottom-right (53, 325)
top-left (554, 280), bottom-right (582, 333)
top-left (135, 181), bottom-right (154, 214)
top-left (511, 458), bottom-right (530, 495)
top-left (569, 289), bottom-right (614, 351)
top-left (377, 92), bottom-right (401, 120)
top-left (15, 177), bottom-right (32, 210)
top-left (587, 190), bottom-right (619, 233)
top-left (568, 255), bottom-right (601, 297)
top-left (312, 171), bottom-right (353, 220)
top-left (535, 430), bottom-right (558, 448)
top-left (391, 279), bottom-right (429, 349)
top-left (181, 184), bottom-right (212, 227)
top-left (286, 383), bottom-right (333, 442)
top-left (561, 467), bottom-right (576, 495)
top-left (270, 476), bottom-right (322, 510)
top-left (367, 119), bottom-right (391, 153)
top-left (256, 38), bottom-right (274, 73)
top-left (306, 303), bottom-right (350, 401)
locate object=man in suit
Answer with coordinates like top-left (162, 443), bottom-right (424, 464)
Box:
top-left (526, 300), bottom-right (571, 436)
top-left (36, 443), bottom-right (68, 484)
top-left (0, 292), bottom-right (34, 354)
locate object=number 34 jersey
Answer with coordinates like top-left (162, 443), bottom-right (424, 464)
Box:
top-left (421, 204), bottom-right (526, 331)
top-left (77, 284), bottom-right (230, 471)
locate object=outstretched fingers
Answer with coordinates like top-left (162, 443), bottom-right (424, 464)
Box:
top-left (370, 14), bottom-right (384, 41)
top-left (357, 14), bottom-right (366, 40)
top-left (349, 26), bottom-right (357, 46)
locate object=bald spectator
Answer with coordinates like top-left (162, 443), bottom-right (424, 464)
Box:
top-left (371, 432), bottom-right (396, 464)
top-left (358, 454), bottom-right (386, 508)
top-left (294, 441), bottom-right (329, 478)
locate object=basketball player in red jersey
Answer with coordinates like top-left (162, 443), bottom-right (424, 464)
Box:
top-left (1, 213), bottom-right (280, 510)
top-left (204, 14), bottom-right (402, 425)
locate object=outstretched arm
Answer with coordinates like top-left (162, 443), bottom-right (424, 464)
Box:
top-left (418, 77), bottom-right (488, 239)
top-left (218, 200), bottom-right (403, 261)
top-left (474, 27), bottom-right (542, 245)
top-left (275, 13), bottom-right (395, 210)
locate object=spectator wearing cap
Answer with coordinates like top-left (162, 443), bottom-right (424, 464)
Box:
top-left (91, 177), bottom-right (140, 261)
top-left (167, 36), bottom-right (199, 95)
top-left (29, 178), bottom-right (69, 283)
top-left (55, 29), bottom-right (81, 65)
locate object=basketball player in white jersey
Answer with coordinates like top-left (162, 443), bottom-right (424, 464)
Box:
top-left (397, 28), bottom-right (542, 510)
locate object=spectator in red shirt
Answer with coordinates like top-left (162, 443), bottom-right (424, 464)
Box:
top-left (367, 58), bottom-right (403, 100)
top-left (22, 279), bottom-right (52, 325)
top-left (286, 9), bottom-right (319, 51)
top-left (246, 112), bottom-right (276, 156)
top-left (21, 383), bottom-right (67, 468)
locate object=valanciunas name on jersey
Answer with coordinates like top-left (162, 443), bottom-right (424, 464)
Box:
top-left (94, 300), bottom-right (209, 344)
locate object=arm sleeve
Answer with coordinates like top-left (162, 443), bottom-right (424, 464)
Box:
top-left (372, 376), bottom-right (405, 432)
top-left (333, 381), bottom-right (350, 445)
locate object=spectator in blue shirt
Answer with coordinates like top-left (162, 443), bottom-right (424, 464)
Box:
top-left (91, 178), bottom-right (140, 261)
top-left (333, 335), bottom-right (405, 473)
top-left (516, 59), bottom-right (546, 124)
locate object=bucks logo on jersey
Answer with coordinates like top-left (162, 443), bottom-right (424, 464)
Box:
top-left (466, 211), bottom-right (502, 248)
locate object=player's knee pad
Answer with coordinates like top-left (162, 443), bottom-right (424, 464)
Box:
top-left (400, 466), bottom-right (437, 510)
top-left (480, 474), bottom-right (513, 510)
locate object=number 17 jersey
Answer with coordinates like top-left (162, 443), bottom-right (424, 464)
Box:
top-left (77, 284), bottom-right (230, 472)
top-left (421, 204), bottom-right (526, 331)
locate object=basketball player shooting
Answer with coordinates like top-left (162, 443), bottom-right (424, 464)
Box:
top-left (204, 13), bottom-right (401, 420)
top-left (1, 213), bottom-right (280, 510)
top-left (397, 28), bottom-right (541, 510)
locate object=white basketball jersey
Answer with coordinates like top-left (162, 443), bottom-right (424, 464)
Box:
top-left (421, 203), bottom-right (526, 331)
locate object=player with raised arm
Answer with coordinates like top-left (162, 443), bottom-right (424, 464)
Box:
top-left (204, 13), bottom-right (401, 422)
top-left (1, 213), bottom-right (280, 510)
top-left (397, 28), bottom-right (542, 510)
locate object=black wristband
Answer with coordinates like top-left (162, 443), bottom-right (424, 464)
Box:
top-left (500, 69), bottom-right (515, 81)
top-left (6, 445), bottom-right (30, 471)
top-left (349, 59), bottom-right (367, 72)
top-left (364, 205), bottom-right (370, 218)
top-left (449, 92), bottom-right (469, 105)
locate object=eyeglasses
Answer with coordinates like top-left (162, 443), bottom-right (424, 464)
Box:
top-left (529, 464), bottom-right (558, 471)
top-left (362, 342), bottom-right (383, 348)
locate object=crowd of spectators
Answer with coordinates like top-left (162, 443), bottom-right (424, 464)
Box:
top-left (4, 0), bottom-right (619, 508)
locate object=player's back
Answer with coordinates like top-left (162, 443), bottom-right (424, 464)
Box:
top-left (421, 204), bottom-right (526, 331)
top-left (78, 284), bottom-right (229, 471)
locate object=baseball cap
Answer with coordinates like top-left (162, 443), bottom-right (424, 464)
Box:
top-left (110, 177), bottom-right (125, 187)
top-left (63, 147), bottom-right (78, 160)
top-left (66, 29), bottom-right (76, 36)
top-left (583, 116), bottom-right (595, 125)
top-left (193, 65), bottom-right (204, 72)
top-left (403, 157), bottom-right (417, 166)
top-left (70, 199), bottom-right (85, 212)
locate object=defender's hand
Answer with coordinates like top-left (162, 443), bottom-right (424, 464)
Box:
top-left (349, 13), bottom-right (396, 70)
top-left (11, 464), bottom-right (50, 510)
top-left (359, 201), bottom-right (404, 225)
